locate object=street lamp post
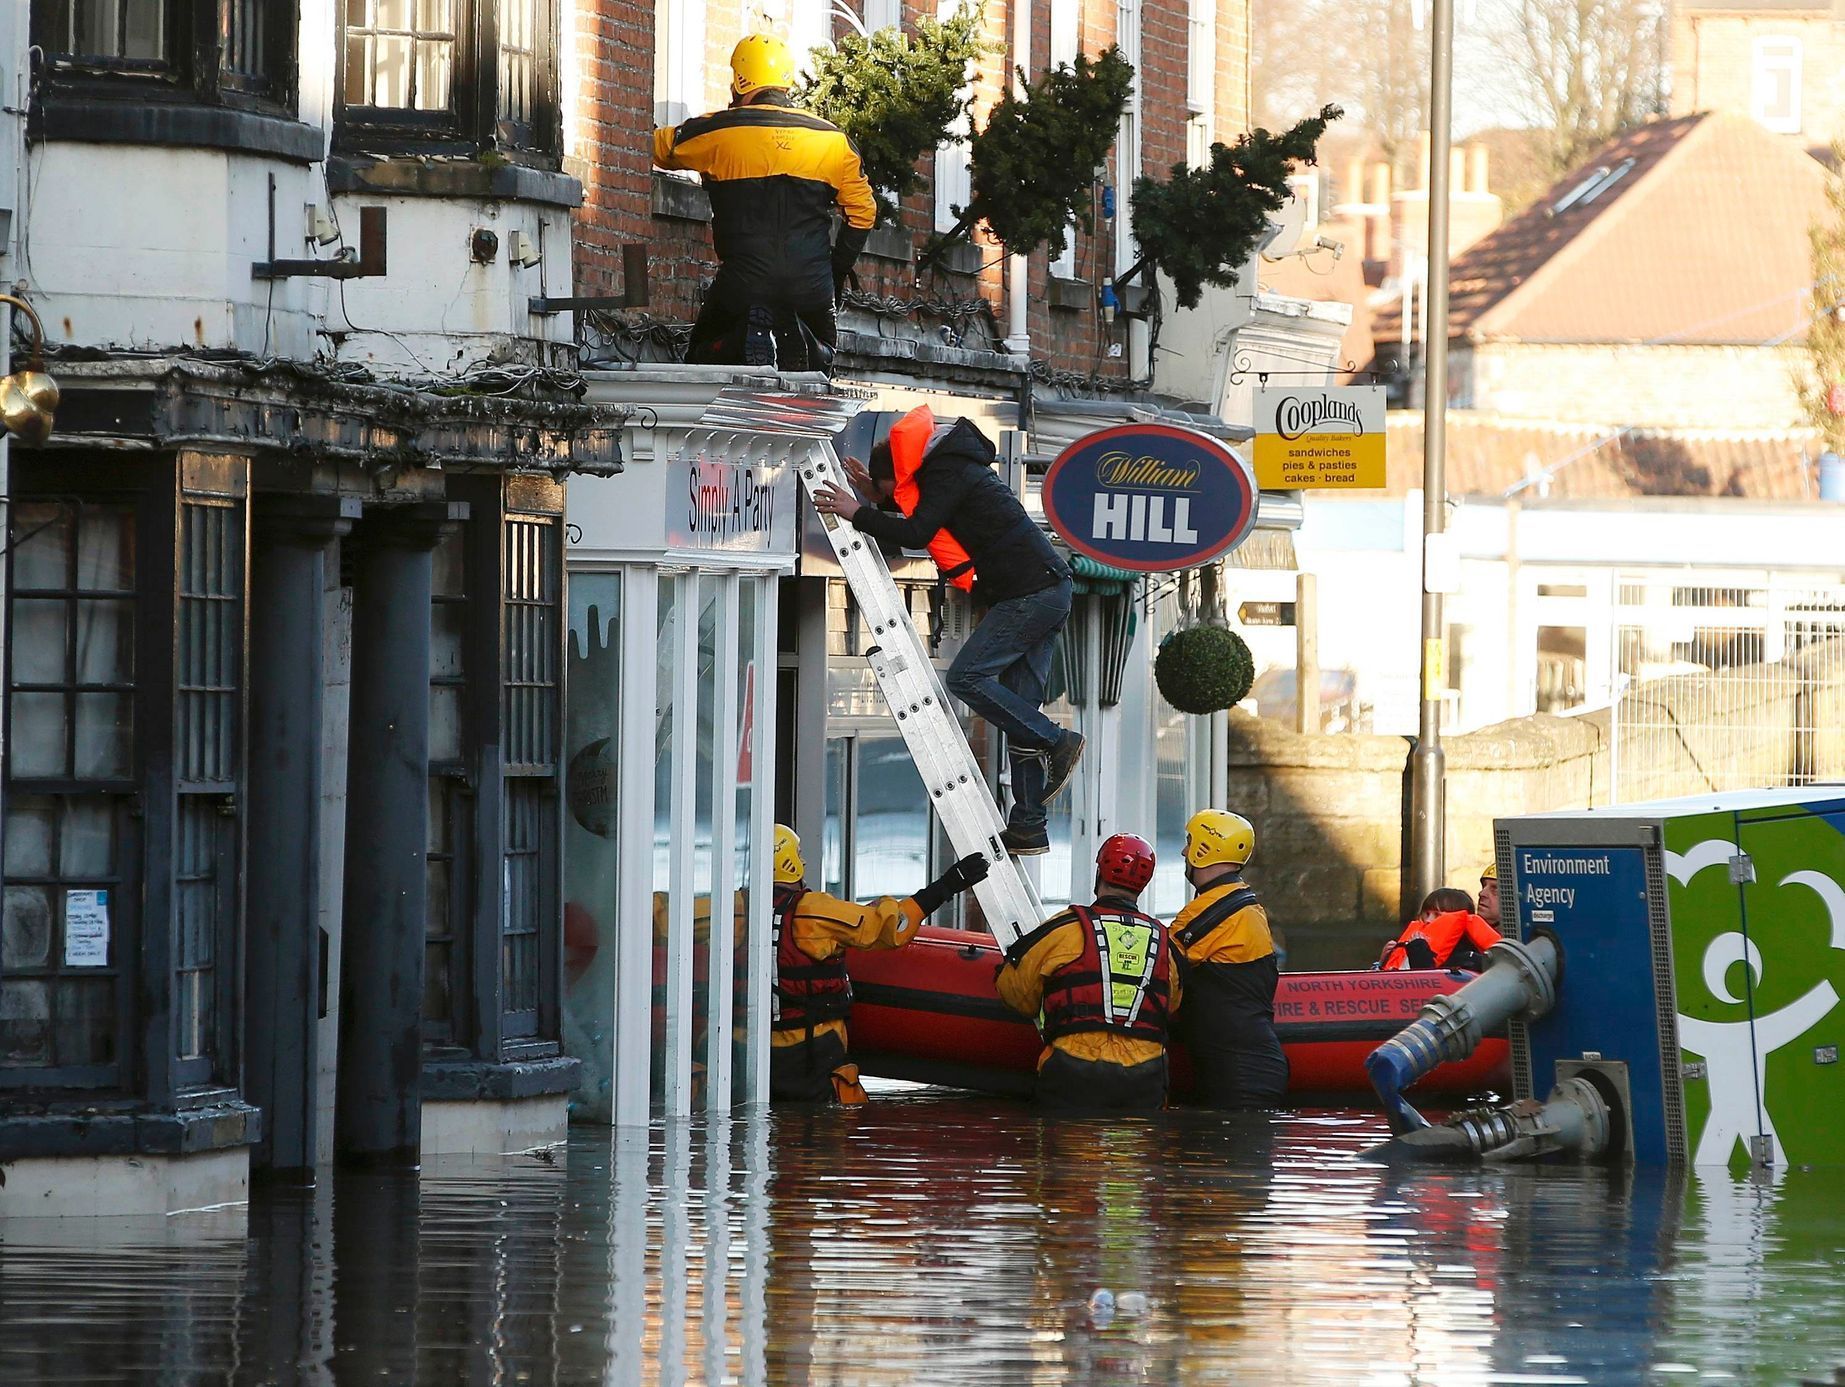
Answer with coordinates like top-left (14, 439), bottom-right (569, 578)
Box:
top-left (1408, 0), bottom-right (1456, 906)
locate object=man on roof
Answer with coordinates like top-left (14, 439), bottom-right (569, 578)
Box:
top-left (811, 405), bottom-right (1083, 857)
top-left (651, 34), bottom-right (876, 368)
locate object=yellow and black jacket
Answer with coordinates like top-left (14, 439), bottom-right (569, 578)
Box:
top-left (996, 895), bottom-right (1182, 1072)
top-left (771, 884), bottom-right (922, 1054)
top-left (1169, 875), bottom-right (1289, 1105)
top-left (652, 102), bottom-right (877, 303)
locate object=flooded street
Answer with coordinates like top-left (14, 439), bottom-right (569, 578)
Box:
top-left (3, 1094), bottom-right (1845, 1385)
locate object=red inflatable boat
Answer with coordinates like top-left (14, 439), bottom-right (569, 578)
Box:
top-left (845, 924), bottom-right (1511, 1101)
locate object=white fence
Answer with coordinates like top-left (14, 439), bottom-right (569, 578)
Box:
top-left (1610, 571), bottom-right (1845, 803)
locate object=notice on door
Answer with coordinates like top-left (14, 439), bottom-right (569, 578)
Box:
top-left (1252, 386), bottom-right (1387, 490)
top-left (64, 889), bottom-right (110, 967)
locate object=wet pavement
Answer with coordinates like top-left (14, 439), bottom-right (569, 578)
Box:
top-left (3, 1094), bottom-right (1845, 1385)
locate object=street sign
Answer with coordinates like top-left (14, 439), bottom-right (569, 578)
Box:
top-left (1042, 423), bottom-right (1258, 573)
top-left (1252, 386), bottom-right (1387, 489)
top-left (1237, 600), bottom-right (1296, 627)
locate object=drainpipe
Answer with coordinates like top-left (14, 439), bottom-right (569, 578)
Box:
top-left (1004, 0), bottom-right (1033, 356)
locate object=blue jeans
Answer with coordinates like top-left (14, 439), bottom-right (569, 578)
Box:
top-left (946, 578), bottom-right (1072, 833)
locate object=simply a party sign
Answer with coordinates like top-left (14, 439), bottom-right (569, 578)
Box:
top-left (1042, 424), bottom-right (1259, 573)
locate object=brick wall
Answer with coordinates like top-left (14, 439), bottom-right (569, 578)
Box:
top-left (1670, 11), bottom-right (1845, 146)
top-left (567, 0), bottom-right (1252, 378)
top-left (1460, 341), bottom-right (1807, 430)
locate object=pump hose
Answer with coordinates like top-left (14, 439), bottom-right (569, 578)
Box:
top-left (1366, 935), bottom-right (1562, 1134)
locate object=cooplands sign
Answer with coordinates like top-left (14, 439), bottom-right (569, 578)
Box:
top-left (1042, 423), bottom-right (1258, 573)
top-left (1252, 385), bottom-right (1387, 489)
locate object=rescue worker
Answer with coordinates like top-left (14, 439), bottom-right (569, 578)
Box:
top-left (1477, 861), bottom-right (1501, 928)
top-left (811, 404), bottom-right (1081, 857)
top-left (771, 824), bottom-right (988, 1103)
top-left (1169, 810), bottom-right (1289, 1109)
top-left (651, 34), bottom-right (877, 368)
top-left (995, 834), bottom-right (1180, 1111)
top-left (1379, 888), bottom-right (1502, 972)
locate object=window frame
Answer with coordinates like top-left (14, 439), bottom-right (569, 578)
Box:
top-left (30, 0), bottom-right (298, 116)
top-left (335, 0), bottom-right (563, 162)
top-left (1749, 34), bottom-right (1803, 136)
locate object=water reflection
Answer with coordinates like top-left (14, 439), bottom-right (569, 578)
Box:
top-left (2, 1097), bottom-right (1845, 1383)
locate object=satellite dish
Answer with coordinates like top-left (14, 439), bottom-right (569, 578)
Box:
top-left (1261, 178), bottom-right (1318, 258)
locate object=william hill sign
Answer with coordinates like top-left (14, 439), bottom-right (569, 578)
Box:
top-left (1042, 423), bottom-right (1259, 573)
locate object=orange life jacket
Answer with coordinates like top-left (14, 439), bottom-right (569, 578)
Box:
top-left (888, 405), bottom-right (977, 593)
top-left (772, 883), bottom-right (852, 1032)
top-left (1381, 909), bottom-right (1501, 971)
top-left (1038, 904), bottom-right (1176, 1044)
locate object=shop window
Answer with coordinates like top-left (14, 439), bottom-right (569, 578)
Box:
top-left (172, 486), bottom-right (245, 1086)
top-left (650, 578), bottom-right (677, 1100)
top-left (5, 501), bottom-right (139, 1087)
top-left (501, 513), bottom-right (559, 1046)
top-left (690, 577), bottom-right (720, 1094)
top-left (425, 525), bottom-right (470, 1048)
top-left (338, 0), bottom-right (560, 157)
top-left (561, 572), bottom-right (620, 1100)
top-left (731, 577), bottom-right (762, 1108)
top-left (33, 0), bottom-right (293, 108)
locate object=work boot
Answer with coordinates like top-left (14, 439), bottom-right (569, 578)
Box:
top-left (1040, 730), bottom-right (1087, 804)
top-left (742, 306), bottom-right (776, 367)
top-left (1001, 824), bottom-right (1050, 857)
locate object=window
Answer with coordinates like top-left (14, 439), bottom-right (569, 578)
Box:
top-left (1751, 36), bottom-right (1802, 135)
top-left (34, 0), bottom-right (291, 106)
top-left (173, 491), bottom-right (245, 1084)
top-left (4, 502), bottom-right (138, 1086)
top-left (338, 0), bottom-right (560, 156)
top-left (863, 0), bottom-right (901, 30)
top-left (1114, 0), bottom-right (1140, 275)
top-left (654, 0), bottom-right (708, 126)
top-left (1185, 0), bottom-right (1212, 117)
top-left (501, 513), bottom-right (559, 1042)
top-left (749, 0), bottom-right (833, 79)
top-left (933, 0), bottom-right (973, 233)
top-left (1049, 0), bottom-right (1079, 67)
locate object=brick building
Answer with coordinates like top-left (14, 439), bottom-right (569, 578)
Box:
top-left (567, 0), bottom-right (1253, 383)
top-left (1671, 0), bottom-right (1845, 148)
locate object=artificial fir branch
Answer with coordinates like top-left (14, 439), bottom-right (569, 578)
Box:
top-left (920, 47), bottom-right (1134, 267)
top-left (1128, 104), bottom-right (1343, 309)
top-left (801, 11), bottom-right (990, 226)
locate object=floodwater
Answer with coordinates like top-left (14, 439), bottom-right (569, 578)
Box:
top-left (3, 1095), bottom-right (1845, 1385)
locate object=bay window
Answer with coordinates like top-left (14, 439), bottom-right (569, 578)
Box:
top-left (337, 0), bottom-right (561, 159)
top-left (33, 0), bottom-right (294, 110)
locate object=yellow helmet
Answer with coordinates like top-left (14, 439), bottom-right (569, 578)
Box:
top-left (1183, 809), bottom-right (1254, 869)
top-left (1480, 862), bottom-right (1497, 882)
top-left (774, 824), bottom-right (805, 885)
top-left (731, 34), bottom-right (797, 98)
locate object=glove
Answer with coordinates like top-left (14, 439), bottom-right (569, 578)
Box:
top-left (912, 853), bottom-right (991, 915)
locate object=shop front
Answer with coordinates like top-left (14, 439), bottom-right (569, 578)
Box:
top-left (563, 423), bottom-right (795, 1124)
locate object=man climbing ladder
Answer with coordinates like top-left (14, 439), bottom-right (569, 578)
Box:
top-left (812, 406), bottom-right (1084, 856)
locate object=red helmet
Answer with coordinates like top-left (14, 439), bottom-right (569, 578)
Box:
top-left (1096, 833), bottom-right (1156, 893)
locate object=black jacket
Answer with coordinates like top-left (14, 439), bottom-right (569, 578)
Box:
top-left (849, 418), bottom-right (1069, 605)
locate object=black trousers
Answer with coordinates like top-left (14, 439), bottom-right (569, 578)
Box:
top-left (1034, 1048), bottom-right (1169, 1113)
top-left (686, 272), bottom-right (837, 371)
top-left (770, 1027), bottom-right (852, 1104)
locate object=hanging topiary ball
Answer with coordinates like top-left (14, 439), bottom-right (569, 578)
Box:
top-left (1155, 624), bottom-right (1255, 714)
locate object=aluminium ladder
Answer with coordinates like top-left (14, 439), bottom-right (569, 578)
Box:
top-left (691, 388), bottom-right (1046, 951)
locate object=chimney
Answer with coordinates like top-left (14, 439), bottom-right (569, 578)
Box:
top-left (1368, 161), bottom-right (1393, 265)
top-left (1467, 144), bottom-right (1490, 194)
